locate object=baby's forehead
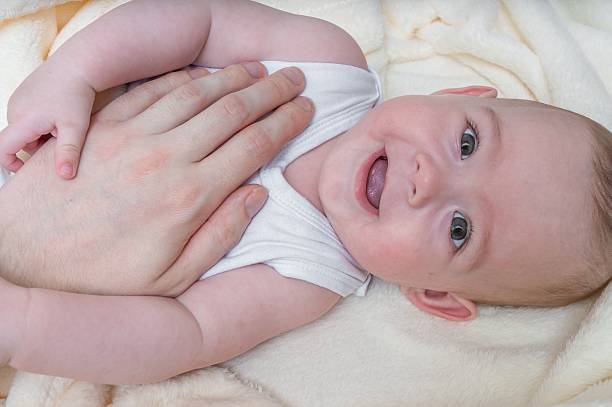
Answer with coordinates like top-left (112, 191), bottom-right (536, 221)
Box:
top-left (382, 94), bottom-right (590, 137)
top-left (469, 97), bottom-right (553, 116)
top-left (466, 124), bottom-right (594, 301)
top-left (482, 98), bottom-right (591, 134)
top-left (482, 97), bottom-right (580, 119)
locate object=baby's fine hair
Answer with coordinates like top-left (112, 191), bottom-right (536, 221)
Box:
top-left (546, 117), bottom-right (612, 305)
top-left (586, 119), bottom-right (612, 292)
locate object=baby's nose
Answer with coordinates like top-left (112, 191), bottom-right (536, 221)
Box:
top-left (408, 152), bottom-right (440, 208)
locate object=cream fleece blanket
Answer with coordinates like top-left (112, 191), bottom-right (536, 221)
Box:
top-left (1, 1), bottom-right (611, 406)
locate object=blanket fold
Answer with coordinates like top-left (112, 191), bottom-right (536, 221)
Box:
top-left (1, 1), bottom-right (610, 406)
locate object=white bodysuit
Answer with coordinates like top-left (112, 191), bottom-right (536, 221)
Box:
top-left (203, 61), bottom-right (382, 297)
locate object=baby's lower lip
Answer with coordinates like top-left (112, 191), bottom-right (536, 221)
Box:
top-left (355, 149), bottom-right (385, 216)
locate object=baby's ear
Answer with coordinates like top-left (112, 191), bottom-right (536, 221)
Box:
top-left (431, 86), bottom-right (497, 98)
top-left (400, 287), bottom-right (477, 321)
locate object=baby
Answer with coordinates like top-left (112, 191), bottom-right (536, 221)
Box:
top-left (1, 0), bottom-right (611, 384)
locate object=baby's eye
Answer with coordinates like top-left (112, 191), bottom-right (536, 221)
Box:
top-left (460, 127), bottom-right (478, 160)
top-left (450, 211), bottom-right (470, 249)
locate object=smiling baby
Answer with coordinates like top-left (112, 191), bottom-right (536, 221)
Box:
top-left (0, 0), bottom-right (610, 384)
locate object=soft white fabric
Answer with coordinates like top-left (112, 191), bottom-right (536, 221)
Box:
top-left (205, 61), bottom-right (379, 297)
top-left (1, 1), bottom-right (611, 406)
top-left (0, 0), bottom-right (73, 20)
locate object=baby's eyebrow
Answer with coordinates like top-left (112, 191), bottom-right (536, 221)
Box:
top-left (462, 108), bottom-right (500, 272)
top-left (485, 106), bottom-right (503, 156)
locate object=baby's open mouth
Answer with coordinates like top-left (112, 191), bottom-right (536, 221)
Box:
top-left (366, 155), bottom-right (387, 209)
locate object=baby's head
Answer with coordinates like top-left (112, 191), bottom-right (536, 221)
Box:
top-left (318, 86), bottom-right (612, 320)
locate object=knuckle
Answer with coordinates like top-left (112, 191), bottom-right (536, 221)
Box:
top-left (138, 71), bottom-right (187, 95)
top-left (281, 101), bottom-right (307, 125)
top-left (108, 86), bottom-right (152, 116)
top-left (164, 70), bottom-right (193, 86)
top-left (267, 75), bottom-right (289, 99)
top-left (267, 106), bottom-right (300, 140)
top-left (243, 125), bottom-right (275, 158)
top-left (223, 64), bottom-right (251, 86)
top-left (221, 94), bottom-right (249, 123)
top-left (183, 66), bottom-right (210, 79)
top-left (174, 81), bottom-right (204, 104)
top-left (58, 142), bottom-right (81, 157)
top-left (134, 81), bottom-right (160, 101)
top-left (211, 216), bottom-right (240, 251)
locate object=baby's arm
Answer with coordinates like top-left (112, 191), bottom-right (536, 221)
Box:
top-left (6, 265), bottom-right (339, 384)
top-left (0, 0), bottom-right (365, 178)
top-left (56, 0), bottom-right (366, 89)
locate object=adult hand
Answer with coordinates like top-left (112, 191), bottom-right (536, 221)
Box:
top-left (0, 64), bottom-right (313, 296)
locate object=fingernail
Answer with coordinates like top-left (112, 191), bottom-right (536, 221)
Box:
top-left (242, 62), bottom-right (266, 79)
top-left (245, 187), bottom-right (268, 217)
top-left (283, 67), bottom-right (304, 86)
top-left (294, 96), bottom-right (313, 112)
top-left (60, 163), bottom-right (74, 178)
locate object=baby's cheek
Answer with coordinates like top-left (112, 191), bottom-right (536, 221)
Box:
top-left (359, 236), bottom-right (411, 280)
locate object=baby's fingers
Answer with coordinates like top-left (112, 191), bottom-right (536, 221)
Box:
top-left (54, 121), bottom-right (90, 179)
top-left (0, 124), bottom-right (40, 172)
top-left (23, 134), bottom-right (52, 156)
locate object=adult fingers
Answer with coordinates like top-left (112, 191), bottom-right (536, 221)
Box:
top-left (148, 185), bottom-right (268, 297)
top-left (164, 66), bottom-right (307, 162)
top-left (94, 68), bottom-right (209, 123)
top-left (129, 63), bottom-right (265, 134)
top-left (195, 96), bottom-right (313, 204)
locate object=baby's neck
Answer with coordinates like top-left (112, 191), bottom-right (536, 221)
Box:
top-left (283, 137), bottom-right (338, 213)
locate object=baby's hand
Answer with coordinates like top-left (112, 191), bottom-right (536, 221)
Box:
top-left (0, 62), bottom-right (95, 179)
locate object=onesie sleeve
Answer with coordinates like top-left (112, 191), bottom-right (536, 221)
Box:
top-left (267, 258), bottom-right (372, 297)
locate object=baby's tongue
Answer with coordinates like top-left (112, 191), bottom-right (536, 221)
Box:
top-left (366, 157), bottom-right (387, 209)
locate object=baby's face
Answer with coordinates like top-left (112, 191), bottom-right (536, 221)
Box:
top-left (318, 93), bottom-right (594, 305)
